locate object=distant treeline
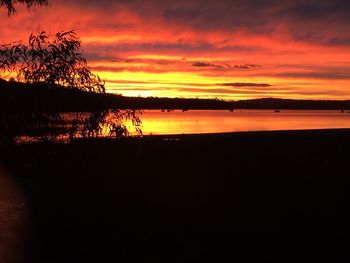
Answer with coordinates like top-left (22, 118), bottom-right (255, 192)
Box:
top-left (234, 98), bottom-right (350, 110)
top-left (1, 79), bottom-right (350, 112)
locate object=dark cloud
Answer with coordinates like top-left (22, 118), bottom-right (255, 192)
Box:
top-left (84, 42), bottom-right (263, 56)
top-left (219, 83), bottom-right (272, 87)
top-left (274, 71), bottom-right (350, 80)
top-left (54, 0), bottom-right (350, 44)
top-left (327, 37), bottom-right (350, 46)
top-left (192, 62), bottom-right (224, 68)
top-left (192, 62), bottom-right (261, 70)
top-left (233, 64), bottom-right (261, 70)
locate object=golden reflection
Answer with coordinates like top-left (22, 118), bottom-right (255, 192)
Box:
top-left (135, 110), bottom-right (350, 135)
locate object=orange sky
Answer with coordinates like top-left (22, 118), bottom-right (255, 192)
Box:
top-left (1, 0), bottom-right (350, 100)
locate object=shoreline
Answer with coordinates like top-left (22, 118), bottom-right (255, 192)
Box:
top-left (11, 127), bottom-right (350, 145)
top-left (140, 127), bottom-right (350, 139)
top-left (65, 127), bottom-right (350, 144)
top-left (3, 123), bottom-right (350, 262)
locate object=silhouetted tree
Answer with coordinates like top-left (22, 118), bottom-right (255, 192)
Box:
top-left (1, 31), bottom-right (105, 93)
top-left (1, 0), bottom-right (47, 15)
top-left (1, 0), bottom-right (142, 144)
top-left (78, 110), bottom-right (142, 140)
top-left (0, 31), bottom-right (142, 144)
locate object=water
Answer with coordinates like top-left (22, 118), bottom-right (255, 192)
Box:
top-left (15, 110), bottom-right (350, 143)
top-left (139, 110), bottom-right (350, 135)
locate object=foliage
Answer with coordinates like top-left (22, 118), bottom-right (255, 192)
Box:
top-left (0, 111), bottom-right (63, 144)
top-left (107, 110), bottom-right (143, 139)
top-left (0, 108), bottom-right (143, 144)
top-left (0, 31), bottom-right (143, 144)
top-left (69, 110), bottom-right (143, 141)
top-left (0, 31), bottom-right (105, 93)
top-left (0, 0), bottom-right (47, 15)
top-left (1, 1), bottom-right (142, 144)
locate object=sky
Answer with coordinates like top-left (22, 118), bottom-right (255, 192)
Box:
top-left (1, 0), bottom-right (350, 100)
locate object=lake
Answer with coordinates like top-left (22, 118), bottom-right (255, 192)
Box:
top-left (137, 110), bottom-right (350, 135)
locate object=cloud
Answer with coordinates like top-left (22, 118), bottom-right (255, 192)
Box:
top-left (192, 62), bottom-right (261, 70)
top-left (192, 62), bottom-right (223, 68)
top-left (2, 0), bottom-right (350, 99)
top-left (233, 64), bottom-right (261, 70)
top-left (271, 71), bottom-right (350, 80)
top-left (219, 83), bottom-right (272, 87)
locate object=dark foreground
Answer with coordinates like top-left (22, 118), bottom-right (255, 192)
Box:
top-left (1, 129), bottom-right (350, 262)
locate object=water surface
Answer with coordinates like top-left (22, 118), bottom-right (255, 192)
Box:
top-left (139, 110), bottom-right (350, 135)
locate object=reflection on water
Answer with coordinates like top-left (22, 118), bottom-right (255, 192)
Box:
top-left (15, 110), bottom-right (350, 141)
top-left (139, 110), bottom-right (350, 135)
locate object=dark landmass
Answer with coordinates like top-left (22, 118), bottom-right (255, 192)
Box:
top-left (1, 129), bottom-right (350, 262)
top-left (2, 79), bottom-right (350, 111)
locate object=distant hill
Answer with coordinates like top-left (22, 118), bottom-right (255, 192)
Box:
top-left (234, 98), bottom-right (350, 110)
top-left (0, 79), bottom-right (119, 112)
top-left (1, 79), bottom-right (350, 112)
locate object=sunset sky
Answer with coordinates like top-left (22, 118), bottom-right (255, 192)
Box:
top-left (1, 0), bottom-right (350, 100)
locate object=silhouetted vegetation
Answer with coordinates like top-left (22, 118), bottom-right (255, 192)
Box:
top-left (0, 0), bottom-right (48, 15)
top-left (233, 98), bottom-right (350, 110)
top-left (116, 97), bottom-right (350, 110)
top-left (1, 79), bottom-right (350, 112)
top-left (0, 0), bottom-right (47, 14)
top-left (1, 31), bottom-right (105, 93)
top-left (0, 32), bottom-right (142, 144)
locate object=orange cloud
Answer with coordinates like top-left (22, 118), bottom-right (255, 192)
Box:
top-left (1, 0), bottom-right (350, 100)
